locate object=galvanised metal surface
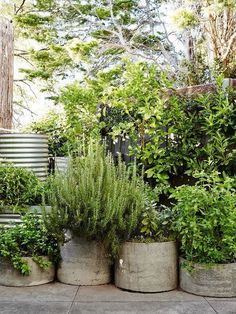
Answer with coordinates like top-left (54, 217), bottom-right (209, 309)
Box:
top-left (0, 214), bottom-right (22, 228)
top-left (0, 133), bottom-right (49, 180)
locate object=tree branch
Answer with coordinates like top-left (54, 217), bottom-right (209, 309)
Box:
top-left (15, 0), bottom-right (27, 15)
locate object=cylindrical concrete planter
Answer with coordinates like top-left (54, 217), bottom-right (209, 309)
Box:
top-left (54, 157), bottom-right (69, 174)
top-left (57, 235), bottom-right (111, 285)
top-left (180, 258), bottom-right (236, 297)
top-left (29, 205), bottom-right (51, 214)
top-left (0, 256), bottom-right (55, 286)
top-left (115, 241), bottom-right (178, 292)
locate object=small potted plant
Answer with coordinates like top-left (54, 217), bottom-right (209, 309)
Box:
top-left (115, 187), bottom-right (177, 292)
top-left (44, 141), bottom-right (145, 285)
top-left (171, 172), bottom-right (236, 297)
top-left (0, 213), bottom-right (59, 286)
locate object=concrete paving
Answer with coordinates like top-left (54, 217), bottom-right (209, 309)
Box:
top-left (0, 283), bottom-right (235, 314)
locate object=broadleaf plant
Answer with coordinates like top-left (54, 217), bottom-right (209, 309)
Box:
top-left (171, 172), bottom-right (236, 264)
top-left (0, 213), bottom-right (60, 275)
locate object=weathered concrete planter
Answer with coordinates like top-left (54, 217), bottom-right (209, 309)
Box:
top-left (29, 205), bottom-right (51, 214)
top-left (115, 241), bottom-right (178, 292)
top-left (0, 256), bottom-right (55, 286)
top-left (57, 235), bottom-right (111, 285)
top-left (180, 258), bottom-right (236, 297)
top-left (54, 157), bottom-right (69, 174)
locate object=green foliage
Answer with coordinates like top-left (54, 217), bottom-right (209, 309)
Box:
top-left (52, 60), bottom-right (236, 191)
top-left (132, 186), bottom-right (174, 242)
top-left (171, 8), bottom-right (199, 29)
top-left (171, 172), bottom-right (236, 264)
top-left (44, 141), bottom-right (145, 257)
top-left (20, 45), bottom-right (72, 81)
top-left (0, 214), bottom-right (60, 275)
top-left (95, 7), bottom-right (111, 19)
top-left (14, 0), bottom-right (181, 89)
top-left (59, 82), bottom-right (101, 148)
top-left (67, 39), bottom-right (99, 62)
top-left (0, 164), bottom-right (44, 210)
top-left (15, 13), bottom-right (55, 43)
top-left (103, 62), bottom-right (236, 189)
top-left (27, 111), bottom-right (69, 156)
top-left (34, 0), bottom-right (56, 11)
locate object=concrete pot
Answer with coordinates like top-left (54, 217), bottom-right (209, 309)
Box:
top-left (54, 157), bottom-right (69, 174)
top-left (115, 241), bottom-right (178, 292)
top-left (180, 258), bottom-right (236, 297)
top-left (0, 256), bottom-right (55, 286)
top-left (57, 235), bottom-right (112, 285)
top-left (29, 205), bottom-right (51, 214)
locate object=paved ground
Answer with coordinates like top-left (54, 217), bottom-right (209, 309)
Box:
top-left (0, 283), bottom-right (235, 314)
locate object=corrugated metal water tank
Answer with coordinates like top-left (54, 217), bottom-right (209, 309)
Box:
top-left (0, 133), bottom-right (49, 180)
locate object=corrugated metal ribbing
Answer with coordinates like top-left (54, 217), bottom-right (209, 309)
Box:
top-left (0, 214), bottom-right (22, 228)
top-left (0, 133), bottom-right (49, 180)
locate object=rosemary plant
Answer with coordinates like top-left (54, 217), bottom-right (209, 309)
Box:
top-left (44, 141), bottom-right (145, 257)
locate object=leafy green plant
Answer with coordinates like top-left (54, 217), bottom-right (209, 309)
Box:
top-left (59, 83), bottom-right (101, 151)
top-left (0, 214), bottom-right (60, 275)
top-left (131, 186), bottom-right (174, 243)
top-left (44, 141), bottom-right (145, 257)
top-left (171, 172), bottom-right (236, 264)
top-left (26, 111), bottom-right (70, 156)
top-left (0, 164), bottom-right (45, 210)
top-left (102, 62), bottom-right (236, 190)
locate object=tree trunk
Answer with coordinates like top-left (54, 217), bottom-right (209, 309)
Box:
top-left (0, 18), bottom-right (13, 130)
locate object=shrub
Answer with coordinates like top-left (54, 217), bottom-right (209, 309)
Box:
top-left (26, 111), bottom-right (69, 156)
top-left (102, 62), bottom-right (236, 189)
top-left (171, 172), bottom-right (236, 264)
top-left (131, 186), bottom-right (175, 243)
top-left (0, 214), bottom-right (60, 275)
top-left (0, 164), bottom-right (44, 210)
top-left (44, 141), bottom-right (145, 257)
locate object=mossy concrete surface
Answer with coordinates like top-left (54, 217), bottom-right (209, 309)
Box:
top-left (115, 241), bottom-right (177, 292)
top-left (57, 235), bottom-right (111, 285)
top-left (0, 257), bottom-right (55, 286)
top-left (180, 258), bottom-right (236, 297)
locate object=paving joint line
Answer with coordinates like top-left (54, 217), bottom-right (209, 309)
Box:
top-left (74, 300), bottom-right (207, 303)
top-left (67, 285), bottom-right (80, 314)
top-left (204, 297), bottom-right (218, 314)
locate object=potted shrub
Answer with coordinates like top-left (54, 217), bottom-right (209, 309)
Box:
top-left (171, 172), bottom-right (236, 297)
top-left (44, 141), bottom-right (145, 285)
top-left (115, 187), bottom-right (177, 292)
top-left (0, 213), bottom-right (59, 286)
top-left (0, 164), bottom-right (47, 225)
